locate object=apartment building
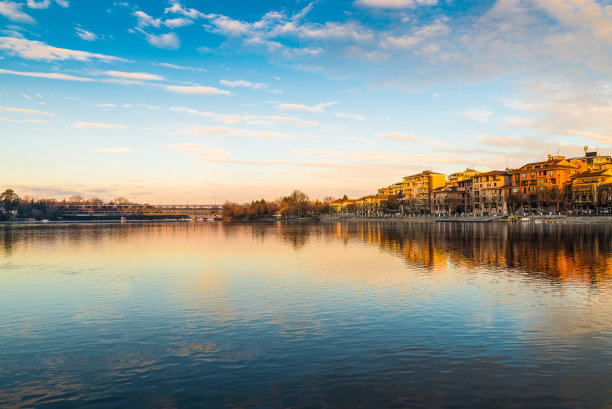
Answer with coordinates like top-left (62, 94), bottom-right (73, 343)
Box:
top-left (400, 170), bottom-right (446, 214)
top-left (472, 171), bottom-right (511, 215)
top-left (506, 156), bottom-right (582, 213)
top-left (570, 169), bottom-right (612, 212)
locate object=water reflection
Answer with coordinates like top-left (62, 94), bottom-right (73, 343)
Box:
top-left (327, 221), bottom-right (612, 284)
top-left (1, 221), bottom-right (612, 408)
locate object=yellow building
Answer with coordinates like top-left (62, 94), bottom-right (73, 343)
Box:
top-left (568, 150), bottom-right (612, 171)
top-left (377, 187), bottom-right (391, 196)
top-left (400, 170), bottom-right (446, 213)
top-left (447, 168), bottom-right (480, 186)
top-left (329, 199), bottom-right (343, 213)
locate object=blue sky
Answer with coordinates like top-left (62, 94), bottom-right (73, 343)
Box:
top-left (1, 0), bottom-right (611, 203)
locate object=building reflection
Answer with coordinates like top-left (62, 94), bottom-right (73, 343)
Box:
top-left (327, 221), bottom-right (612, 284)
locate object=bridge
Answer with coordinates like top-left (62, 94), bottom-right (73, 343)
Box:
top-left (58, 204), bottom-right (223, 219)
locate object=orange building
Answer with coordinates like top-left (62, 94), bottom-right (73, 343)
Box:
top-left (507, 155), bottom-right (582, 213)
top-left (472, 170), bottom-right (511, 215)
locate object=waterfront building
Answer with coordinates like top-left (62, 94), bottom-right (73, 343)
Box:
top-left (506, 155), bottom-right (582, 214)
top-left (388, 183), bottom-right (403, 197)
top-left (329, 199), bottom-right (343, 213)
top-left (355, 195), bottom-right (397, 216)
top-left (568, 150), bottom-right (612, 171)
top-left (569, 169), bottom-right (612, 213)
top-left (432, 186), bottom-right (470, 215)
top-left (446, 168), bottom-right (480, 186)
top-left (400, 170), bottom-right (446, 214)
top-left (377, 187), bottom-right (391, 196)
top-left (472, 171), bottom-right (511, 215)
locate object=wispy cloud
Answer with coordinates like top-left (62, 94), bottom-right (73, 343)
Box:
top-left (0, 1), bottom-right (35, 24)
top-left (0, 117), bottom-right (49, 123)
top-left (335, 112), bottom-right (365, 120)
top-left (459, 107), bottom-right (493, 122)
top-left (74, 26), bottom-right (97, 41)
top-left (164, 85), bottom-right (230, 95)
top-left (219, 79), bottom-right (267, 89)
top-left (278, 101), bottom-right (337, 112)
top-left (167, 144), bottom-right (231, 161)
top-left (0, 105), bottom-right (52, 115)
top-left (104, 70), bottom-right (164, 81)
top-left (152, 62), bottom-right (206, 72)
top-left (175, 125), bottom-right (315, 139)
top-left (170, 106), bottom-right (317, 126)
top-left (0, 68), bottom-right (92, 81)
top-left (377, 132), bottom-right (450, 146)
top-left (72, 122), bottom-right (126, 129)
top-left (355, 0), bottom-right (437, 9)
top-left (92, 147), bottom-right (135, 153)
top-left (0, 36), bottom-right (125, 62)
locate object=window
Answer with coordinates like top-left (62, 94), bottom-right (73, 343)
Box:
top-left (539, 178), bottom-right (547, 184)
top-left (530, 172), bottom-right (536, 177)
top-left (549, 170), bottom-right (555, 176)
top-left (512, 188), bottom-right (518, 193)
top-left (521, 173), bottom-right (527, 179)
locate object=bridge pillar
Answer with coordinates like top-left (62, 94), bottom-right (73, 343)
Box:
top-left (121, 217), bottom-right (126, 223)
top-left (192, 215), bottom-right (197, 222)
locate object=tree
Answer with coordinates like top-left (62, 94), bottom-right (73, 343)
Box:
top-left (1, 189), bottom-right (20, 217)
top-left (69, 195), bottom-right (84, 204)
top-left (114, 197), bottom-right (130, 204)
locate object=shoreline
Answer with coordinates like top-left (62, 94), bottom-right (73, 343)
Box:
top-left (3, 215), bottom-right (612, 226)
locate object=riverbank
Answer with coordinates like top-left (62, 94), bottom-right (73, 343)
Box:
top-left (322, 215), bottom-right (612, 224)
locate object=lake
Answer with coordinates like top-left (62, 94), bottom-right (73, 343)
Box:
top-left (1, 221), bottom-right (611, 408)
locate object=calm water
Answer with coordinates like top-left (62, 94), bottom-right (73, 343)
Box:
top-left (1, 221), bottom-right (612, 408)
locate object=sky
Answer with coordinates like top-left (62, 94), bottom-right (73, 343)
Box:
top-left (1, 0), bottom-right (612, 203)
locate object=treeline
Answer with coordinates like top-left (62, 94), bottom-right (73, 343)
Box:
top-left (0, 189), bottom-right (133, 221)
top-left (223, 190), bottom-right (334, 220)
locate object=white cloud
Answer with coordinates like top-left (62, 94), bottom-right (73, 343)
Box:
top-left (336, 112), bottom-right (365, 120)
top-left (92, 147), bottom-right (134, 153)
top-left (152, 62), bottom-right (206, 72)
top-left (164, 85), bottom-right (230, 95)
top-left (26, 0), bottom-right (50, 9)
top-left (170, 106), bottom-right (317, 126)
top-left (163, 17), bottom-right (193, 28)
top-left (377, 132), bottom-right (450, 146)
top-left (0, 1), bottom-right (35, 24)
top-left (72, 122), bottom-right (126, 129)
top-left (459, 107), bottom-right (493, 122)
top-left (219, 79), bottom-right (267, 89)
top-left (355, 0), bottom-right (437, 8)
top-left (55, 0), bottom-right (68, 7)
top-left (104, 70), bottom-right (164, 81)
top-left (0, 36), bottom-right (125, 62)
top-left (278, 101), bottom-right (337, 112)
top-left (74, 27), bottom-right (97, 41)
top-left (164, 0), bottom-right (206, 19)
top-left (133, 10), bottom-right (161, 28)
top-left (0, 105), bottom-right (52, 115)
top-left (0, 68), bottom-right (93, 81)
top-left (167, 144), bottom-right (231, 161)
top-left (175, 125), bottom-right (315, 139)
top-left (146, 32), bottom-right (180, 49)
top-left (0, 117), bottom-right (48, 123)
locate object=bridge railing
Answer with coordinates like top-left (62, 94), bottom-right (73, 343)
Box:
top-left (58, 204), bottom-right (223, 216)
